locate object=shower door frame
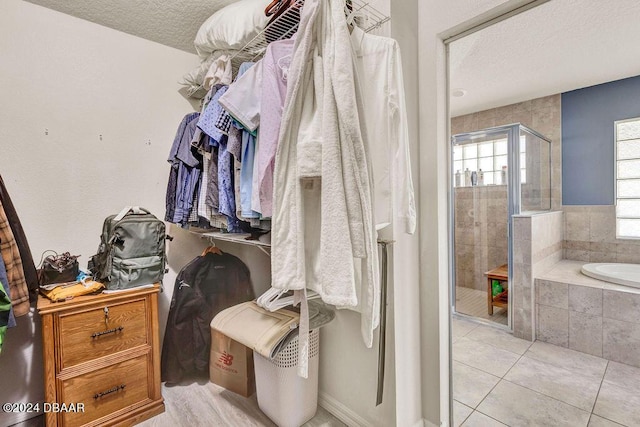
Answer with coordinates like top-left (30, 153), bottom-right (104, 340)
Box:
top-left (449, 123), bottom-right (530, 331)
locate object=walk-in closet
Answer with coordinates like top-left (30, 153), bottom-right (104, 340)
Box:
top-left (0, 0), bottom-right (427, 426)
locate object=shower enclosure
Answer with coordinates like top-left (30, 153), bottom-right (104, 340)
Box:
top-left (450, 123), bottom-right (551, 329)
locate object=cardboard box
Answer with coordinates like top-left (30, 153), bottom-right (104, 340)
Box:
top-left (210, 329), bottom-right (255, 397)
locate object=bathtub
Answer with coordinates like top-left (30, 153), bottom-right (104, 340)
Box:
top-left (581, 263), bottom-right (640, 288)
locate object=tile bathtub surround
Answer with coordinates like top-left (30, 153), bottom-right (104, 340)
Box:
top-left (602, 318), bottom-right (640, 367)
top-left (537, 304), bottom-right (569, 347)
top-left (570, 311), bottom-right (603, 357)
top-left (602, 290), bottom-right (640, 323)
top-left (535, 260), bottom-right (640, 366)
top-left (570, 285), bottom-right (603, 315)
top-left (537, 279), bottom-right (568, 308)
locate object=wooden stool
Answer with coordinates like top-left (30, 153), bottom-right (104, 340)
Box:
top-left (485, 264), bottom-right (508, 315)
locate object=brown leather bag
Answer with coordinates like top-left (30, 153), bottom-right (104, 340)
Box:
top-left (38, 251), bottom-right (79, 286)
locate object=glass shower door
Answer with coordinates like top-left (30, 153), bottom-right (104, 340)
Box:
top-left (451, 127), bottom-right (512, 327)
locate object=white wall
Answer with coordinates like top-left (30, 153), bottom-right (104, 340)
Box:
top-left (317, 3), bottom-right (399, 424)
top-left (0, 1), bottom-right (198, 424)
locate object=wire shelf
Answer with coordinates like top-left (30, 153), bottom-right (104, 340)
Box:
top-left (229, 0), bottom-right (390, 71)
top-left (195, 231), bottom-right (272, 257)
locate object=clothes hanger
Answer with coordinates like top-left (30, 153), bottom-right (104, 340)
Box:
top-left (345, 1), bottom-right (359, 31)
top-left (201, 244), bottom-right (222, 256)
top-left (265, 0), bottom-right (292, 17)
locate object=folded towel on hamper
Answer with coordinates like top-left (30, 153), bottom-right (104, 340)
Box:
top-left (210, 300), bottom-right (334, 359)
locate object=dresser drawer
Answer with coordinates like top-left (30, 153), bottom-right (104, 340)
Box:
top-left (60, 354), bottom-right (150, 426)
top-left (58, 299), bottom-right (148, 369)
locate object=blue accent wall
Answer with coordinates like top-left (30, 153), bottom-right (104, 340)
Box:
top-left (562, 75), bottom-right (640, 205)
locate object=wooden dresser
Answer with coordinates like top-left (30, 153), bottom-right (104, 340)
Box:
top-left (37, 285), bottom-right (164, 426)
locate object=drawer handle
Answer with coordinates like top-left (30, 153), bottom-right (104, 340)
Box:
top-left (93, 384), bottom-right (126, 400)
top-left (90, 326), bottom-right (124, 339)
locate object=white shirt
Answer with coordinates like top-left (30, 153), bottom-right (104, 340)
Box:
top-left (351, 26), bottom-right (416, 236)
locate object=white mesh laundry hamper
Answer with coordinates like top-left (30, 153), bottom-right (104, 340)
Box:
top-left (254, 329), bottom-right (320, 427)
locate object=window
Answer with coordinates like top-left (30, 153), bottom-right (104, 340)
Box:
top-left (616, 118), bottom-right (640, 239)
top-left (453, 137), bottom-right (526, 186)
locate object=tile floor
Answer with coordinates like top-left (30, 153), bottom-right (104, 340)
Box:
top-left (455, 286), bottom-right (508, 326)
top-left (453, 316), bottom-right (640, 426)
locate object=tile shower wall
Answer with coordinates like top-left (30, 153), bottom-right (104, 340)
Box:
top-left (452, 95), bottom-right (639, 270)
top-left (452, 95), bottom-right (562, 298)
top-left (563, 205), bottom-right (640, 264)
top-left (451, 94), bottom-right (562, 210)
top-left (454, 186), bottom-right (508, 291)
top-left (513, 211), bottom-right (563, 340)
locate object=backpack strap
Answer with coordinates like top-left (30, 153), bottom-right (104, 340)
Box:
top-left (113, 206), bottom-right (150, 221)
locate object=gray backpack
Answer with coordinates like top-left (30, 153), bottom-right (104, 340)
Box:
top-left (89, 207), bottom-right (168, 290)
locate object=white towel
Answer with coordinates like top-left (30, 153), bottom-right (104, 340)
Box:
top-left (271, 0), bottom-right (379, 348)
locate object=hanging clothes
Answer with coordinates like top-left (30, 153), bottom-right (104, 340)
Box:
top-left (351, 26), bottom-right (416, 235)
top-left (343, 27), bottom-right (417, 345)
top-left (198, 86), bottom-right (244, 232)
top-left (0, 254), bottom-right (15, 328)
top-left (205, 146), bottom-right (220, 212)
top-left (198, 86), bottom-right (229, 144)
top-left (161, 251), bottom-right (255, 384)
top-left (226, 61), bottom-right (261, 220)
top-left (220, 40), bottom-right (294, 218)
top-left (219, 62), bottom-right (263, 216)
top-left (270, 0), bottom-right (379, 347)
top-left (166, 112), bottom-right (200, 223)
top-left (0, 200), bottom-right (30, 316)
top-left (194, 88), bottom-right (224, 218)
top-left (0, 175), bottom-right (38, 302)
top-left (174, 117), bottom-right (203, 226)
top-left (196, 150), bottom-right (228, 230)
top-left (0, 280), bottom-right (10, 354)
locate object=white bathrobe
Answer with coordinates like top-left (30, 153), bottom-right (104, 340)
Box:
top-left (271, 0), bottom-right (379, 347)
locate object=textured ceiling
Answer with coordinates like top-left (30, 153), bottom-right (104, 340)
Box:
top-left (23, 0), bottom-right (640, 115)
top-left (24, 0), bottom-right (238, 54)
top-left (450, 0), bottom-right (640, 116)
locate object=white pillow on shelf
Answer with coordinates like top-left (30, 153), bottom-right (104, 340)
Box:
top-left (194, 0), bottom-right (270, 58)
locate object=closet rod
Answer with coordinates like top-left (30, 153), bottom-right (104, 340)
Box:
top-left (199, 231), bottom-right (272, 255)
